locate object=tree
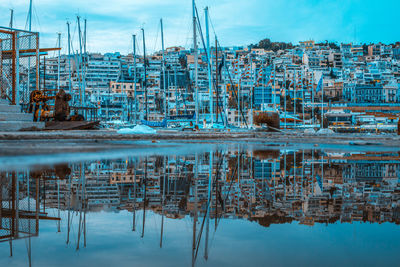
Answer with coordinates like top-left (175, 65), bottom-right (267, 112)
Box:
top-left (255, 38), bottom-right (294, 52)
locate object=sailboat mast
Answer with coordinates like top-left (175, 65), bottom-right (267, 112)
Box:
top-left (294, 69), bottom-right (297, 127)
top-left (9, 9), bottom-right (14, 28)
top-left (215, 37), bottom-right (219, 123)
top-left (321, 75), bottom-right (324, 129)
top-left (205, 7), bottom-right (213, 125)
top-left (57, 33), bottom-right (61, 91)
top-left (273, 63), bottom-right (276, 110)
top-left (192, 0), bottom-right (199, 125)
top-left (28, 0), bottom-right (33, 31)
top-left (284, 65), bottom-right (287, 129)
top-left (26, 0), bottom-right (33, 104)
top-left (133, 34), bottom-right (137, 124)
top-left (250, 56), bottom-right (254, 128)
top-left (84, 19), bottom-right (87, 56)
top-left (67, 22), bottom-right (73, 97)
top-left (77, 17), bottom-right (85, 106)
top-left (311, 71), bottom-right (314, 125)
top-left (142, 28), bottom-right (148, 120)
top-left (161, 19), bottom-right (168, 118)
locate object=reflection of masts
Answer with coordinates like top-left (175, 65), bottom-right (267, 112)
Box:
top-left (204, 151), bottom-right (212, 260)
top-left (83, 207), bottom-right (86, 248)
top-left (57, 177), bottom-right (60, 232)
top-left (194, 153), bottom-right (224, 265)
top-left (66, 172), bottom-right (72, 244)
top-left (27, 172), bottom-right (31, 265)
top-left (77, 163), bottom-right (86, 250)
top-left (192, 153), bottom-right (198, 267)
top-left (160, 156), bottom-right (167, 248)
top-left (311, 149), bottom-right (314, 195)
top-left (142, 157), bottom-right (147, 238)
top-left (132, 167), bottom-right (136, 231)
top-left (284, 150), bottom-right (287, 201)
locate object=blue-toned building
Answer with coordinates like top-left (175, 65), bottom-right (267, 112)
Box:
top-left (393, 47), bottom-right (400, 60)
top-left (343, 84), bottom-right (384, 103)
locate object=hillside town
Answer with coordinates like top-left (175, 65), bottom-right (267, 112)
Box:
top-left (36, 39), bottom-right (400, 131)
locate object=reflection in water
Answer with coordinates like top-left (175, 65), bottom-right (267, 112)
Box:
top-left (1, 148), bottom-right (400, 266)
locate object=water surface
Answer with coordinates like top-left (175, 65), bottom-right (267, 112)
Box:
top-left (1, 143), bottom-right (399, 266)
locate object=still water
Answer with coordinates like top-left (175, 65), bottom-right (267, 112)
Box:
top-left (1, 143), bottom-right (400, 266)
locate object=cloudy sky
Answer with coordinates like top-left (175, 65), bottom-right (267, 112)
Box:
top-left (1, 0), bottom-right (399, 55)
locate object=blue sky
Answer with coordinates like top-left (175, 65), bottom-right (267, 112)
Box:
top-left (1, 0), bottom-right (399, 54)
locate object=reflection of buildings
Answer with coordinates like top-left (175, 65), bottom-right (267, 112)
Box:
top-left (2, 150), bottom-right (400, 234)
top-left (2, 150), bottom-right (399, 266)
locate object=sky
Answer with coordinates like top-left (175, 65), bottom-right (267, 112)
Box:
top-left (1, 209), bottom-right (400, 266)
top-left (0, 0), bottom-right (399, 55)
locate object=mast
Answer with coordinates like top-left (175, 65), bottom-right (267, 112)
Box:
top-left (83, 19), bottom-right (87, 102)
top-left (205, 7), bottom-right (213, 125)
top-left (294, 69), bottom-right (297, 128)
top-left (215, 37), bottom-right (219, 123)
top-left (311, 71), bottom-right (314, 126)
top-left (67, 22), bottom-right (73, 95)
top-left (160, 19), bottom-right (168, 119)
top-left (262, 62), bottom-right (265, 112)
top-left (284, 65), bottom-right (287, 129)
top-left (192, 0), bottom-right (199, 125)
top-left (250, 56), bottom-right (254, 128)
top-left (57, 33), bottom-right (61, 91)
top-left (26, 0), bottom-right (33, 104)
top-left (273, 63), bottom-right (276, 110)
top-left (9, 9), bottom-right (14, 28)
top-left (174, 67), bottom-right (178, 115)
top-left (133, 34), bottom-right (137, 124)
top-left (28, 0), bottom-right (33, 30)
top-left (321, 75), bottom-right (324, 129)
top-left (142, 28), bottom-right (148, 120)
top-left (84, 19), bottom-right (87, 57)
top-left (77, 16), bottom-right (85, 106)
top-left (301, 71), bottom-right (305, 124)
